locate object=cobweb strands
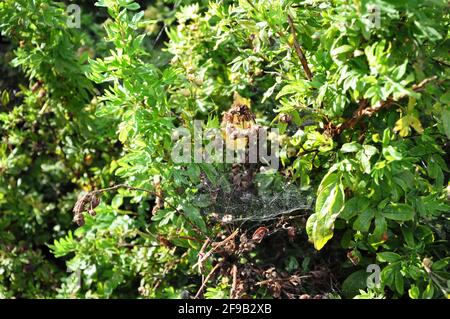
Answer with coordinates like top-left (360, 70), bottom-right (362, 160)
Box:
top-left (195, 171), bottom-right (315, 224)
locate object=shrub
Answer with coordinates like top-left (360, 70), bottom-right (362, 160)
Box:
top-left (0, 0), bottom-right (449, 299)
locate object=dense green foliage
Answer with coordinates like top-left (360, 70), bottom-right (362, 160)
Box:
top-left (0, 0), bottom-right (449, 299)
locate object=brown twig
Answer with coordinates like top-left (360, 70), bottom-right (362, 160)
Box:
top-left (193, 229), bottom-right (240, 270)
top-left (244, 0), bottom-right (256, 10)
top-left (230, 264), bottom-right (238, 299)
top-left (197, 238), bottom-right (211, 273)
top-left (194, 263), bottom-right (221, 299)
top-left (255, 275), bottom-right (311, 286)
top-left (177, 235), bottom-right (203, 242)
top-left (297, 148), bottom-right (320, 157)
top-left (329, 76), bottom-right (438, 137)
top-left (73, 183), bottom-right (208, 237)
top-left (432, 58), bottom-right (450, 68)
top-left (287, 14), bottom-right (313, 80)
top-left (245, 1), bottom-right (312, 80)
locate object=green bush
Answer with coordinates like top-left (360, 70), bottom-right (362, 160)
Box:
top-left (0, 0), bottom-right (449, 299)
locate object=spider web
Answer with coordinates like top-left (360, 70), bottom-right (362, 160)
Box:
top-left (195, 171), bottom-right (315, 224)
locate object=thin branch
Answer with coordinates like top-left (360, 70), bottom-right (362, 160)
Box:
top-left (197, 238), bottom-right (211, 273)
top-left (329, 76), bottom-right (439, 137)
top-left (230, 264), bottom-right (238, 299)
top-left (73, 183), bottom-right (208, 237)
top-left (194, 263), bottom-right (221, 299)
top-left (287, 14), bottom-right (313, 80)
top-left (244, 0), bottom-right (256, 10)
top-left (245, 1), bottom-right (312, 80)
top-left (432, 58), bottom-right (450, 68)
top-left (296, 148), bottom-right (320, 157)
top-left (255, 275), bottom-right (311, 286)
top-left (411, 76), bottom-right (439, 91)
top-left (192, 229), bottom-right (239, 270)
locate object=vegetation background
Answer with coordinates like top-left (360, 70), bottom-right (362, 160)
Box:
top-left (0, 0), bottom-right (449, 299)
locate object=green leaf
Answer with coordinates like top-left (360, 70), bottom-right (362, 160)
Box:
top-left (111, 195), bottom-right (123, 209)
top-left (401, 226), bottom-right (415, 247)
top-left (95, 0), bottom-right (109, 8)
top-left (394, 270), bottom-right (404, 295)
top-left (392, 60), bottom-right (408, 81)
top-left (377, 252), bottom-right (402, 263)
top-left (1, 90), bottom-right (9, 107)
top-left (341, 142), bottom-right (361, 153)
top-left (407, 265), bottom-right (423, 281)
top-left (353, 208), bottom-right (375, 232)
top-left (359, 152), bottom-right (371, 174)
top-left (131, 11), bottom-right (144, 24)
top-left (125, 2), bottom-right (140, 10)
top-left (382, 129), bottom-right (391, 146)
top-left (331, 45), bottom-right (354, 57)
top-left (47, 231), bottom-right (77, 258)
top-left (363, 145), bottom-right (378, 157)
top-left (181, 204), bottom-right (207, 233)
top-left (383, 145), bottom-right (403, 161)
top-left (422, 282), bottom-right (435, 299)
top-left (369, 214), bottom-right (387, 244)
top-left (383, 203), bottom-right (415, 221)
top-left (342, 270), bottom-right (369, 298)
top-left (381, 264), bottom-right (397, 287)
top-left (306, 172), bottom-right (345, 250)
top-left (408, 285), bottom-right (420, 299)
top-left (432, 257), bottom-right (450, 271)
top-left (340, 196), bottom-right (370, 221)
top-left (440, 92), bottom-right (450, 104)
top-left (442, 108), bottom-right (450, 139)
top-left (358, 145), bottom-right (378, 173)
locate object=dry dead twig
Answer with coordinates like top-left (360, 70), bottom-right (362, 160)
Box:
top-left (193, 229), bottom-right (240, 270)
top-left (194, 263), bottom-right (221, 299)
top-left (230, 264), bottom-right (238, 299)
